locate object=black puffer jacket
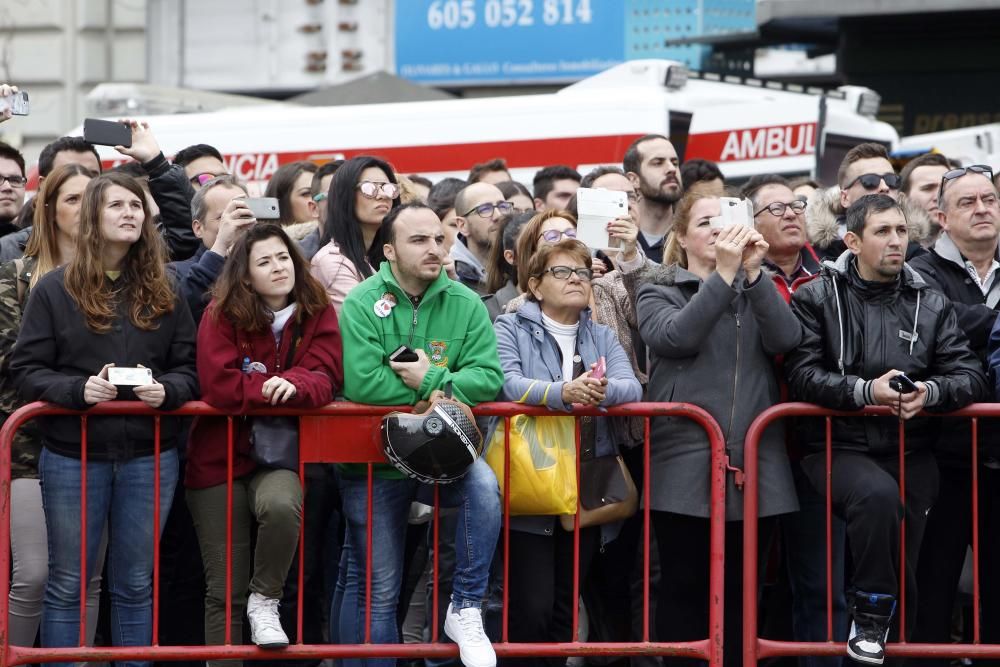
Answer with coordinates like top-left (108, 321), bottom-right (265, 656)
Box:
top-left (785, 251), bottom-right (989, 455)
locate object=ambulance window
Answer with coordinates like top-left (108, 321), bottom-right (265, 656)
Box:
top-left (669, 112), bottom-right (692, 162)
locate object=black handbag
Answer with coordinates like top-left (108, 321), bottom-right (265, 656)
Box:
top-left (248, 323), bottom-right (300, 472)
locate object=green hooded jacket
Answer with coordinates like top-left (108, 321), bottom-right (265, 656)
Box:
top-left (340, 262), bottom-right (503, 478)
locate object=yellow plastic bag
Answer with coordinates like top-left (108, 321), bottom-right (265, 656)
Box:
top-left (485, 414), bottom-right (577, 515)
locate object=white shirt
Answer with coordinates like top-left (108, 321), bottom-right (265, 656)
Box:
top-left (270, 303), bottom-right (298, 343)
top-left (541, 312), bottom-right (579, 381)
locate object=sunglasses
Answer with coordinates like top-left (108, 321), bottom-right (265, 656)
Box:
top-left (539, 265), bottom-right (593, 281)
top-left (312, 192), bottom-right (327, 203)
top-left (462, 201), bottom-right (514, 218)
top-left (845, 172), bottom-right (902, 191)
top-left (754, 200), bottom-right (807, 217)
top-left (539, 228), bottom-right (577, 243)
top-left (938, 164), bottom-right (994, 198)
top-left (356, 181), bottom-right (400, 199)
top-left (189, 172), bottom-right (223, 187)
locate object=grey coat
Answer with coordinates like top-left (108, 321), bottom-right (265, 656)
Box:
top-left (636, 265), bottom-right (801, 520)
top-left (494, 299), bottom-right (643, 538)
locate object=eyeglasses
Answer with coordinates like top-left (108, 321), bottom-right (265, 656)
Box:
top-left (539, 228), bottom-right (577, 243)
top-left (462, 200), bottom-right (514, 218)
top-left (189, 172), bottom-right (224, 187)
top-left (312, 192), bottom-right (327, 203)
top-left (938, 164), bottom-right (994, 199)
top-left (845, 172), bottom-right (902, 191)
top-left (754, 200), bottom-right (807, 217)
top-left (356, 181), bottom-right (400, 199)
top-left (538, 265), bottom-right (593, 281)
top-left (0, 175), bottom-right (27, 188)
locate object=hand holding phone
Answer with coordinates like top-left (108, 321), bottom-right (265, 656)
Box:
top-left (83, 118), bottom-right (132, 148)
top-left (576, 188), bottom-right (628, 250)
top-left (0, 88), bottom-right (28, 118)
top-left (889, 373), bottom-right (919, 394)
top-left (243, 197), bottom-right (281, 220)
top-left (388, 345), bottom-right (419, 363)
top-left (591, 356), bottom-right (607, 381)
top-left (710, 197), bottom-right (755, 229)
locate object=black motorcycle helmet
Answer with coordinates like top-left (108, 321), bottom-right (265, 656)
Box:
top-left (381, 385), bottom-right (483, 484)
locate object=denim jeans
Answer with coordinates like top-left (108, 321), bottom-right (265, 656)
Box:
top-left (40, 447), bottom-right (178, 667)
top-left (333, 459), bottom-right (501, 667)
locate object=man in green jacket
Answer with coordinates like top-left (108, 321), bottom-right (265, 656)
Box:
top-left (338, 203), bottom-right (503, 667)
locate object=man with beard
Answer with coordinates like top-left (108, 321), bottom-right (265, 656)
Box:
top-left (623, 135), bottom-right (683, 263)
top-left (452, 182), bottom-right (512, 294)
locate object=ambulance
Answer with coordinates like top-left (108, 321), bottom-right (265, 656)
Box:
top-left (67, 59), bottom-right (898, 189)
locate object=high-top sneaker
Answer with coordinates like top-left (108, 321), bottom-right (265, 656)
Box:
top-left (847, 591), bottom-right (896, 665)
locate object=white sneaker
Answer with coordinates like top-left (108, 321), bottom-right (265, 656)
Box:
top-left (444, 603), bottom-right (496, 667)
top-left (247, 591), bottom-right (289, 649)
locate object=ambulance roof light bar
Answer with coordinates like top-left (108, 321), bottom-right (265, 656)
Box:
top-left (664, 64), bottom-right (689, 90)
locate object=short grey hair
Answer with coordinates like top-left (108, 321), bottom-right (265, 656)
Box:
top-left (190, 174), bottom-right (248, 222)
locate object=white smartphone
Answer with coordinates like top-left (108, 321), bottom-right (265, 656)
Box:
top-left (244, 197), bottom-right (281, 220)
top-left (108, 366), bottom-right (153, 386)
top-left (710, 197), bottom-right (755, 229)
top-left (576, 188), bottom-right (628, 250)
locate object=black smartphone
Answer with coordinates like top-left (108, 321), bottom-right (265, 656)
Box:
top-left (388, 345), bottom-right (418, 363)
top-left (889, 373), bottom-right (919, 393)
top-left (83, 118), bottom-right (132, 148)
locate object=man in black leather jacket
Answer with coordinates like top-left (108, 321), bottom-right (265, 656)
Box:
top-left (784, 194), bottom-right (989, 665)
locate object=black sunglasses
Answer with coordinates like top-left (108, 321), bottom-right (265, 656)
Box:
top-left (938, 164), bottom-right (994, 199)
top-left (845, 172), bottom-right (902, 191)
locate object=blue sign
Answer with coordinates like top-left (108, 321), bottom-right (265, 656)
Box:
top-left (395, 0), bottom-right (626, 85)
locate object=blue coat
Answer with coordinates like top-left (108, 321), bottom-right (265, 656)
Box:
top-left (494, 300), bottom-right (642, 538)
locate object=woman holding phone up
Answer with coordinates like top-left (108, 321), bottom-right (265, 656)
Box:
top-left (635, 191), bottom-right (800, 667)
top-left (10, 171), bottom-right (198, 667)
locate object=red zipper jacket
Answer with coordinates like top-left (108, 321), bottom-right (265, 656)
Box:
top-left (185, 302), bottom-right (343, 489)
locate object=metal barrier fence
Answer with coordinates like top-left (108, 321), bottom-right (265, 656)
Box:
top-left (742, 402), bottom-right (1000, 665)
top-left (0, 400), bottom-right (727, 667)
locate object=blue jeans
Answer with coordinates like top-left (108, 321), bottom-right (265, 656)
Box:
top-left (333, 459), bottom-right (501, 667)
top-left (40, 447), bottom-right (178, 667)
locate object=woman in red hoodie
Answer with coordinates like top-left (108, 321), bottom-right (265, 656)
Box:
top-left (186, 223), bottom-right (343, 657)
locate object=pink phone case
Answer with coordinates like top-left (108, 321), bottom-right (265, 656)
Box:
top-left (592, 356), bottom-right (606, 380)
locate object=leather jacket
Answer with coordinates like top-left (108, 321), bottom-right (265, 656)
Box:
top-left (785, 251), bottom-right (989, 455)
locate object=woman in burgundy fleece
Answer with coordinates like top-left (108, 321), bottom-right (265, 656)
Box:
top-left (185, 223), bottom-right (343, 658)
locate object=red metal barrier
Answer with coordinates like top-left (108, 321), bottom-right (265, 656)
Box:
top-left (742, 402), bottom-right (1000, 665)
top-left (0, 400), bottom-right (728, 667)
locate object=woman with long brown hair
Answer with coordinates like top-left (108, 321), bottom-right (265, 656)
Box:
top-left (10, 171), bottom-right (198, 667)
top-left (0, 163), bottom-right (104, 649)
top-left (186, 223), bottom-right (342, 655)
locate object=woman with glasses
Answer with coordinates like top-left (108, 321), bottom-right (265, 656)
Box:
top-left (494, 239), bottom-right (642, 666)
top-left (10, 172), bottom-right (198, 667)
top-left (0, 163), bottom-right (106, 650)
top-left (635, 191), bottom-right (800, 667)
top-left (310, 156), bottom-right (401, 314)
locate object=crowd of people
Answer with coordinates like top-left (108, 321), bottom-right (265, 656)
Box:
top-left (1, 81), bottom-right (1000, 667)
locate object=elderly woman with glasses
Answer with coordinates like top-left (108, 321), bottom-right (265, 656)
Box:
top-left (494, 239), bottom-right (642, 666)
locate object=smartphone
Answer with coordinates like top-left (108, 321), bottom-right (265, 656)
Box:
top-left (591, 356), bottom-right (606, 381)
top-left (108, 366), bottom-right (153, 386)
top-left (244, 197), bottom-right (280, 220)
top-left (576, 188), bottom-right (628, 250)
top-left (709, 197), bottom-right (755, 229)
top-left (889, 373), bottom-right (919, 394)
top-left (83, 118), bottom-right (132, 148)
top-left (0, 91), bottom-right (29, 116)
top-left (388, 345), bottom-right (419, 363)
